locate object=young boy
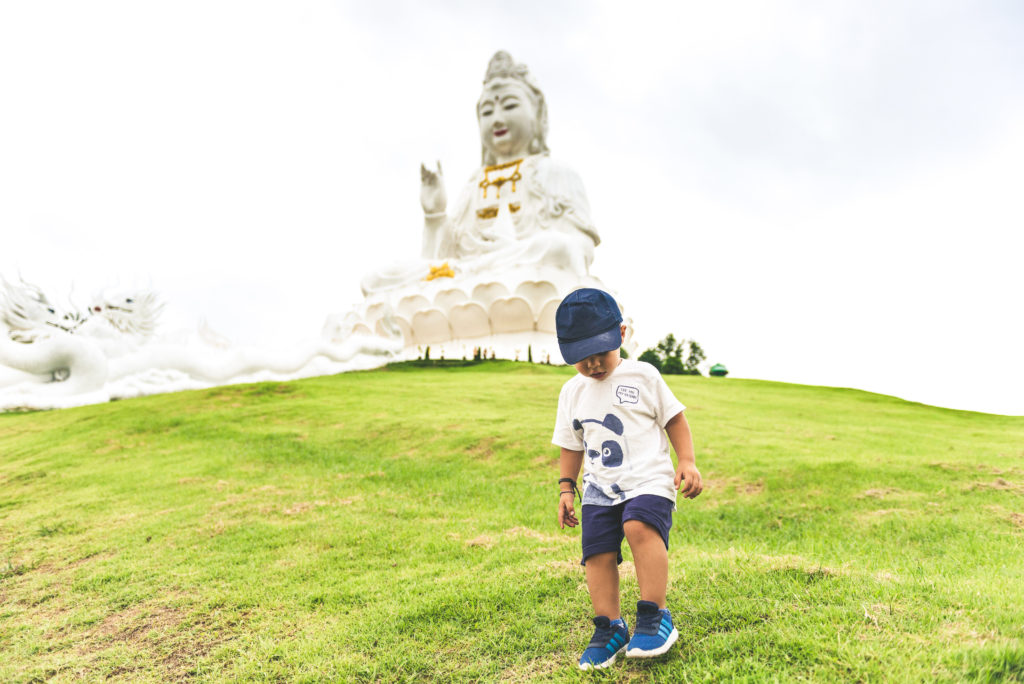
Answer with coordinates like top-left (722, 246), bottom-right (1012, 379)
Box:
top-left (552, 288), bottom-right (702, 670)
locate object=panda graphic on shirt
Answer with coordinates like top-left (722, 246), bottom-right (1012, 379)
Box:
top-left (572, 413), bottom-right (630, 505)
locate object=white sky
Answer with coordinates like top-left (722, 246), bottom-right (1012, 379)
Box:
top-left (1, 0), bottom-right (1022, 414)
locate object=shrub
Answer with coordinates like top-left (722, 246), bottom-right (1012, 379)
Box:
top-left (638, 349), bottom-right (662, 371)
top-left (640, 335), bottom-right (707, 375)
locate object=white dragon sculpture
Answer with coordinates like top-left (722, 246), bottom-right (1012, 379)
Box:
top-left (0, 277), bottom-right (403, 411)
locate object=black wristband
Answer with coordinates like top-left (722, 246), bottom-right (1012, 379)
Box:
top-left (558, 478), bottom-right (581, 502)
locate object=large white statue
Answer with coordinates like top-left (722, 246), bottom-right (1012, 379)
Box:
top-left (349, 51), bottom-right (627, 361)
top-left (362, 51), bottom-right (598, 293)
top-left (0, 278), bottom-right (402, 411)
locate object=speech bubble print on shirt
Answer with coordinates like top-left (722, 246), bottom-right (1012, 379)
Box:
top-left (615, 385), bottom-right (639, 404)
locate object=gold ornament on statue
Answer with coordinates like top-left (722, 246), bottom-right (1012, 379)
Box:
top-left (424, 262), bottom-right (456, 281)
top-left (475, 202), bottom-right (522, 219)
top-left (479, 159), bottom-right (523, 199)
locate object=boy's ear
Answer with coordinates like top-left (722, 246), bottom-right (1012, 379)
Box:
top-left (602, 414), bottom-right (624, 435)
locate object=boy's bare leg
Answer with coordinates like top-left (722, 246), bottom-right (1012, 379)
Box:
top-left (623, 520), bottom-right (668, 608)
top-left (585, 551), bottom-right (621, 618)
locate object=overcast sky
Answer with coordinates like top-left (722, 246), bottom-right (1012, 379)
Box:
top-left (1, 0), bottom-right (1022, 414)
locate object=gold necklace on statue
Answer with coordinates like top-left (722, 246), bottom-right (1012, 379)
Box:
top-left (478, 159), bottom-right (523, 199)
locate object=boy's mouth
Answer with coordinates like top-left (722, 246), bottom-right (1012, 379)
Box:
top-left (590, 371), bottom-right (607, 380)
top-left (494, 128), bottom-right (508, 137)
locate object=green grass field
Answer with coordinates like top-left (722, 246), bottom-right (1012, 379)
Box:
top-left (2, 362), bottom-right (1023, 682)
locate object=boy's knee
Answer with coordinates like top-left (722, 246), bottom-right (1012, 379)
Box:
top-left (623, 519), bottom-right (659, 540)
top-left (584, 550), bottom-right (618, 567)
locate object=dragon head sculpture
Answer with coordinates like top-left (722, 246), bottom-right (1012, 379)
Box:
top-left (0, 277), bottom-right (66, 342)
top-left (89, 289), bottom-right (164, 338)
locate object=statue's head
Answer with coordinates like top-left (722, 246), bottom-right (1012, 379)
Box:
top-left (478, 51), bottom-right (549, 165)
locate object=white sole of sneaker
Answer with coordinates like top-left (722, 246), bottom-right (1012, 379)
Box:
top-left (579, 644), bottom-right (627, 670)
top-left (626, 628), bottom-right (679, 658)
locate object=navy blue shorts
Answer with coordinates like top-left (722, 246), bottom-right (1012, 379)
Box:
top-left (580, 494), bottom-right (674, 565)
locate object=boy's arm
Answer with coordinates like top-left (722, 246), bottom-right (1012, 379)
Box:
top-left (666, 411), bottom-right (703, 499)
top-left (557, 447), bottom-right (584, 529)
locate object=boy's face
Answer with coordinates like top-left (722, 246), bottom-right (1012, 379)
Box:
top-left (572, 324), bottom-right (627, 381)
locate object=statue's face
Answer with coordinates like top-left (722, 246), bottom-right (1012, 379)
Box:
top-left (478, 78), bottom-right (536, 162)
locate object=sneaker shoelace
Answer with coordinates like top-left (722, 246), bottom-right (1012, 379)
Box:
top-left (635, 607), bottom-right (663, 635)
top-left (587, 619), bottom-right (620, 648)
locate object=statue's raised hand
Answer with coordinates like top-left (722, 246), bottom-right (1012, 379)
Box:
top-left (420, 161), bottom-right (447, 216)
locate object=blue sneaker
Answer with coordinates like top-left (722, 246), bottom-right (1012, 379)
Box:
top-left (626, 600), bottom-right (678, 658)
top-left (578, 616), bottom-right (629, 670)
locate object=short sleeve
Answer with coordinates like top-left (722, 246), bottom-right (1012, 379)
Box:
top-left (552, 381), bottom-right (584, 450)
top-left (651, 369), bottom-right (685, 427)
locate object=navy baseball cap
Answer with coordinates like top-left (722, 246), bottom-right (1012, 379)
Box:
top-left (555, 288), bottom-right (623, 365)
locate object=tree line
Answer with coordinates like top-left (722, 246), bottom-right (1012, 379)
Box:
top-left (636, 334), bottom-right (705, 375)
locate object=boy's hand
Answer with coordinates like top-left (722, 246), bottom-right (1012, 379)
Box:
top-left (558, 493), bottom-right (578, 529)
top-left (675, 464), bottom-right (703, 499)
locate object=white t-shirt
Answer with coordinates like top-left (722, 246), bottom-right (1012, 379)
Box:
top-left (552, 359), bottom-right (685, 506)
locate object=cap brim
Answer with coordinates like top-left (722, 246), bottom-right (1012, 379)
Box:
top-left (558, 327), bottom-right (623, 365)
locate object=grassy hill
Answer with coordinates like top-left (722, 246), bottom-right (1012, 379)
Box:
top-left (1, 362), bottom-right (1022, 682)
